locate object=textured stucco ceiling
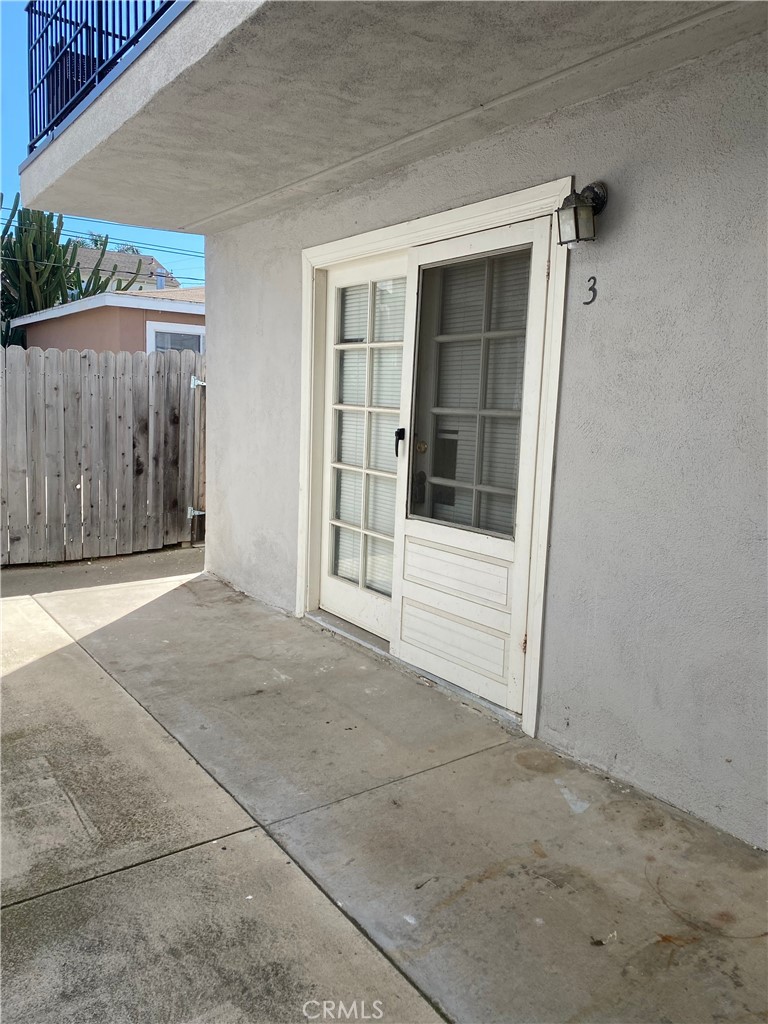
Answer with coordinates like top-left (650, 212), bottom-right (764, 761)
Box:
top-left (20, 1), bottom-right (766, 233)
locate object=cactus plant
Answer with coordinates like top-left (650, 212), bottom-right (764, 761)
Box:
top-left (1, 193), bottom-right (142, 347)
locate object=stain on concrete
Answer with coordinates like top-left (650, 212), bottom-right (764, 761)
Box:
top-left (515, 748), bottom-right (561, 773)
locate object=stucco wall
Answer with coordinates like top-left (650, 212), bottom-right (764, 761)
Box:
top-left (205, 34), bottom-right (767, 846)
top-left (25, 307), bottom-right (205, 353)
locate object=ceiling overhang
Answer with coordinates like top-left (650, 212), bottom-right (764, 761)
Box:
top-left (20, 1), bottom-right (766, 235)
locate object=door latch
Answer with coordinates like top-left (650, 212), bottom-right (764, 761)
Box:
top-left (394, 427), bottom-right (406, 456)
top-left (187, 506), bottom-right (205, 519)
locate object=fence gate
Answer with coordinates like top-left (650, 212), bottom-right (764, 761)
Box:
top-left (0, 347), bottom-right (206, 566)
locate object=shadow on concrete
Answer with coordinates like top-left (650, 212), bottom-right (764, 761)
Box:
top-left (0, 546), bottom-right (205, 598)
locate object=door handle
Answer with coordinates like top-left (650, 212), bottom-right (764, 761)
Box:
top-left (394, 427), bottom-right (406, 457)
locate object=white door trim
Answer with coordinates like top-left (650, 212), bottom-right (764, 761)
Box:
top-left (297, 176), bottom-right (571, 737)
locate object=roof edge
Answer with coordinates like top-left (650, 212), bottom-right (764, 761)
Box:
top-left (10, 291), bottom-right (205, 327)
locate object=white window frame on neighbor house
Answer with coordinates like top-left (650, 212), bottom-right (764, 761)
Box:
top-left (146, 320), bottom-right (206, 354)
top-left (296, 177), bottom-right (571, 737)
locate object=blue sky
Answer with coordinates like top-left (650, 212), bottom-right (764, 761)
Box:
top-left (1, 0), bottom-right (205, 286)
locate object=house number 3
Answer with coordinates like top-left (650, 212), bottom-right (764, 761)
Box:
top-left (583, 276), bottom-right (597, 305)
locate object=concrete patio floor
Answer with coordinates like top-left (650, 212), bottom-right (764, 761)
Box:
top-left (2, 553), bottom-right (766, 1024)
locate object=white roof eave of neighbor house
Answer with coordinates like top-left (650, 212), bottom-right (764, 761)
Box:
top-left (19, 1), bottom-right (766, 235)
top-left (10, 291), bottom-right (204, 328)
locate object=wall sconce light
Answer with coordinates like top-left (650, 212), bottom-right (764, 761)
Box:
top-left (556, 182), bottom-right (608, 247)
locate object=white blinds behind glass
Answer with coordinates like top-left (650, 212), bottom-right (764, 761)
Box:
top-left (372, 349), bottom-right (402, 407)
top-left (331, 278), bottom-right (405, 599)
top-left (490, 252), bottom-right (530, 331)
top-left (374, 279), bottom-right (406, 341)
top-left (340, 284), bottom-right (368, 343)
top-left (412, 248), bottom-right (531, 538)
top-left (437, 341), bottom-right (480, 407)
top-left (440, 262), bottom-right (486, 334)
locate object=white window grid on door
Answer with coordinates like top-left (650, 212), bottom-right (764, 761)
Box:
top-left (330, 278), bottom-right (404, 597)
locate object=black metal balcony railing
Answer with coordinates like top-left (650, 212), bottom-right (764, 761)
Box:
top-left (27, 1), bottom-right (179, 152)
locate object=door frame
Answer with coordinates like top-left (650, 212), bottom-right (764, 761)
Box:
top-left (296, 176), bottom-right (571, 736)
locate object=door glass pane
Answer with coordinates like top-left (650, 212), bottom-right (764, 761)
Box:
top-left (440, 261), bottom-right (486, 334)
top-left (332, 526), bottom-right (360, 583)
top-left (338, 350), bottom-right (366, 405)
top-left (374, 279), bottom-right (406, 341)
top-left (489, 252), bottom-right (530, 332)
top-left (340, 284), bottom-right (368, 343)
top-left (479, 492), bottom-right (516, 535)
top-left (480, 418), bottom-right (520, 490)
top-left (369, 412), bottom-right (398, 473)
top-left (329, 275), bottom-right (404, 600)
top-left (366, 475), bottom-right (395, 536)
top-left (410, 248), bottom-right (531, 539)
top-left (371, 348), bottom-right (402, 408)
top-left (336, 410), bottom-right (364, 466)
top-left (485, 338), bottom-right (525, 410)
top-left (432, 485), bottom-right (473, 527)
top-left (364, 536), bottom-right (393, 596)
top-left (433, 416), bottom-right (476, 483)
top-left (334, 469), bottom-right (362, 526)
top-left (437, 341), bottom-right (481, 407)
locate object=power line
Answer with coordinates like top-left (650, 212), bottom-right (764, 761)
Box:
top-left (1, 206), bottom-right (205, 260)
top-left (0, 254), bottom-right (206, 284)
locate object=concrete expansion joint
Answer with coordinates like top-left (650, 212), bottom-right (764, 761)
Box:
top-left (19, 596), bottom-right (462, 1022)
top-left (0, 825), bottom-right (259, 912)
top-left (264, 738), bottom-right (512, 829)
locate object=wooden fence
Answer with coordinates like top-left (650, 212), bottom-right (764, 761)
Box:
top-left (1, 347), bottom-right (206, 566)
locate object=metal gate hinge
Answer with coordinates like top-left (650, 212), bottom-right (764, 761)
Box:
top-left (191, 375), bottom-right (207, 390)
top-left (187, 506), bottom-right (205, 519)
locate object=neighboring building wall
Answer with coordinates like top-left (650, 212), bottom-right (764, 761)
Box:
top-left (206, 35), bottom-right (767, 846)
top-left (24, 307), bottom-right (205, 352)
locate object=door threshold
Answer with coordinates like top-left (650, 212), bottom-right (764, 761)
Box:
top-left (305, 610), bottom-right (522, 733)
top-left (305, 611), bottom-right (390, 656)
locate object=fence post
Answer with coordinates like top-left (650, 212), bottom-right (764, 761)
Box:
top-left (63, 349), bottom-right (84, 561)
top-left (132, 351), bottom-right (149, 552)
top-left (26, 347), bottom-right (46, 561)
top-left (5, 347), bottom-right (30, 564)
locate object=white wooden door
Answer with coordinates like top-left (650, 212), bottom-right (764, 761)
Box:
top-left (319, 255), bottom-right (408, 638)
top-left (390, 219), bottom-right (552, 712)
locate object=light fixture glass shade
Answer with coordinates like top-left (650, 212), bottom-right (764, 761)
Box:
top-left (557, 204), bottom-right (578, 244)
top-left (576, 202), bottom-right (596, 241)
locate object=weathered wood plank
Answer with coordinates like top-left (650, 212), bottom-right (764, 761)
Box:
top-left (99, 351), bottom-right (117, 557)
top-left (177, 349), bottom-right (197, 544)
top-left (147, 351), bottom-right (166, 550)
top-left (63, 350), bottom-right (84, 560)
top-left (131, 351), bottom-right (149, 552)
top-left (26, 347), bottom-right (46, 562)
top-left (163, 349), bottom-right (181, 546)
top-left (80, 350), bottom-right (101, 560)
top-left (5, 347), bottom-right (28, 563)
top-left (0, 348), bottom-right (8, 566)
top-left (192, 352), bottom-right (206, 544)
top-left (44, 348), bottom-right (65, 562)
top-left (115, 351), bottom-right (133, 554)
